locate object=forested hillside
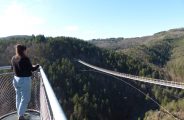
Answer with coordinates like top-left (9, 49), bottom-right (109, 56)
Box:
top-left (0, 30), bottom-right (184, 120)
top-left (90, 28), bottom-right (184, 120)
top-left (90, 28), bottom-right (184, 82)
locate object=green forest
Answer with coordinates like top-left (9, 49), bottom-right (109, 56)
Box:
top-left (0, 28), bottom-right (184, 120)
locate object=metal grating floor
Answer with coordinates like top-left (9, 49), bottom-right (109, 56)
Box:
top-left (0, 111), bottom-right (40, 120)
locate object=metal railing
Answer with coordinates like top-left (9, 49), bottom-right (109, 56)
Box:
top-left (39, 66), bottom-right (67, 120)
top-left (0, 66), bottom-right (67, 120)
top-left (78, 60), bottom-right (184, 89)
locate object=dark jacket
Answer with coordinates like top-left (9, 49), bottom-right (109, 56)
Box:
top-left (11, 56), bottom-right (39, 77)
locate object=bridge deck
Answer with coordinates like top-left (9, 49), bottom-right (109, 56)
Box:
top-left (0, 111), bottom-right (40, 120)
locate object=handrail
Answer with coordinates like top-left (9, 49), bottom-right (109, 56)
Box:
top-left (39, 66), bottom-right (67, 120)
top-left (0, 66), bottom-right (11, 70)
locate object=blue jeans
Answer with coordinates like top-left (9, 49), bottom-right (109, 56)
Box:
top-left (13, 76), bottom-right (32, 116)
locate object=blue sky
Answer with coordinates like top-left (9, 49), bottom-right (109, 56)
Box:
top-left (0, 0), bottom-right (184, 40)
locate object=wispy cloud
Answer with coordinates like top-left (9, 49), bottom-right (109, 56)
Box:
top-left (65, 25), bottom-right (79, 32)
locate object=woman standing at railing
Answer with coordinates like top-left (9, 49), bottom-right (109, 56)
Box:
top-left (11, 44), bottom-right (39, 120)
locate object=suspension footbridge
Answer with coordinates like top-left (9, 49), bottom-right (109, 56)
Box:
top-left (78, 60), bottom-right (184, 89)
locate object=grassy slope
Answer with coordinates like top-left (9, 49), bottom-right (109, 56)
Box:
top-left (144, 99), bottom-right (184, 120)
top-left (144, 38), bottom-right (184, 120)
top-left (90, 28), bottom-right (184, 78)
top-left (118, 31), bottom-right (184, 82)
top-left (123, 31), bottom-right (184, 120)
top-left (166, 38), bottom-right (184, 82)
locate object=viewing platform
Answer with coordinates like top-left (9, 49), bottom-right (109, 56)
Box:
top-left (0, 66), bottom-right (67, 120)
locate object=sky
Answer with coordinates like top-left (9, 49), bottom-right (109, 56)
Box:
top-left (0, 0), bottom-right (184, 40)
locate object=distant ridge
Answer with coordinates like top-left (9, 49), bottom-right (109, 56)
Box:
top-left (0, 35), bottom-right (32, 40)
top-left (90, 28), bottom-right (184, 50)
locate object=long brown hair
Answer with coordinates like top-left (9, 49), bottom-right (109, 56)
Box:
top-left (15, 44), bottom-right (27, 58)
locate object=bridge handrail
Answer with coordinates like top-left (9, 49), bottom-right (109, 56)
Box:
top-left (39, 66), bottom-right (67, 120)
